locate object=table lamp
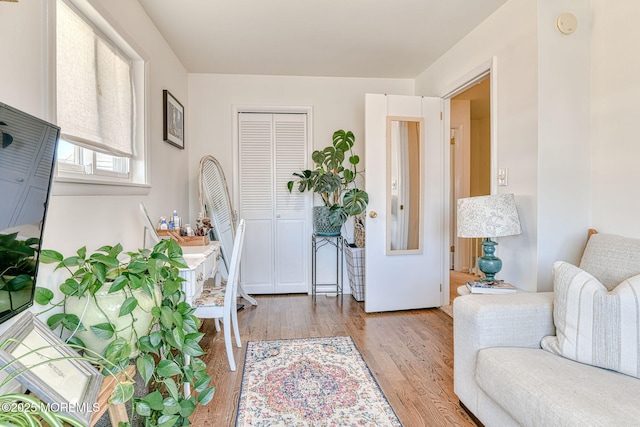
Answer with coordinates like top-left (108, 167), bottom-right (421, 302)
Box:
top-left (457, 193), bottom-right (522, 282)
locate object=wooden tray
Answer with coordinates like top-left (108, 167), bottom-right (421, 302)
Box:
top-left (157, 229), bottom-right (210, 246)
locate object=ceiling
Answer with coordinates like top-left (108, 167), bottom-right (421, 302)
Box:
top-left (137, 0), bottom-right (508, 79)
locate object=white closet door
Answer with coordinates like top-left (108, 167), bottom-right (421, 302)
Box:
top-left (239, 113), bottom-right (309, 294)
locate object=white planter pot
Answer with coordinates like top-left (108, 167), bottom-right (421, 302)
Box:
top-left (65, 286), bottom-right (159, 358)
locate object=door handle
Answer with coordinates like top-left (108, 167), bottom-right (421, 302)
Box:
top-left (275, 213), bottom-right (281, 218)
top-left (369, 211), bottom-right (377, 218)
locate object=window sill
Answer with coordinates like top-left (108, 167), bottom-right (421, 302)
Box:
top-left (52, 177), bottom-right (151, 196)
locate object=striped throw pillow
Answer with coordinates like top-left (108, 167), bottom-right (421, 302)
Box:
top-left (541, 261), bottom-right (640, 378)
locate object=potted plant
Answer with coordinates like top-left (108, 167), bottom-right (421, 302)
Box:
top-left (0, 232), bottom-right (39, 314)
top-left (287, 129), bottom-right (369, 236)
top-left (35, 238), bottom-right (215, 425)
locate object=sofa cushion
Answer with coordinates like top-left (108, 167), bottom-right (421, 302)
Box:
top-left (476, 347), bottom-right (640, 427)
top-left (579, 232), bottom-right (640, 291)
top-left (542, 261), bottom-right (640, 378)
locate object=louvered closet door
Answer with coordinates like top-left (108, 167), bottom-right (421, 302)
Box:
top-left (239, 113), bottom-right (309, 294)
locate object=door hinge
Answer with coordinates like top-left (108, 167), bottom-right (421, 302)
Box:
top-left (450, 245), bottom-right (455, 253)
top-left (440, 283), bottom-right (442, 292)
top-left (440, 111), bottom-right (443, 120)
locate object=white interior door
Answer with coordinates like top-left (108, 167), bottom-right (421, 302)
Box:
top-left (364, 94), bottom-right (444, 312)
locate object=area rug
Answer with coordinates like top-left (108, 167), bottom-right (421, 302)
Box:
top-left (236, 336), bottom-right (402, 426)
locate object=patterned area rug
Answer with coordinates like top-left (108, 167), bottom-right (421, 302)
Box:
top-left (236, 336), bottom-right (402, 426)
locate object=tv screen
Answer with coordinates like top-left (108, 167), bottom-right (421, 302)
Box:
top-left (0, 102), bottom-right (59, 325)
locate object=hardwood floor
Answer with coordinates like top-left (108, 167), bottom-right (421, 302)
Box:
top-left (191, 294), bottom-right (477, 426)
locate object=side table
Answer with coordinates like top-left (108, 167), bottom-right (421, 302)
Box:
top-left (311, 233), bottom-right (344, 303)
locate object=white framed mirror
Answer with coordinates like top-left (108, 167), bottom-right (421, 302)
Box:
top-left (386, 116), bottom-right (424, 255)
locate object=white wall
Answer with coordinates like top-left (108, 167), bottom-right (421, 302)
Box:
top-left (415, 0), bottom-right (592, 291)
top-left (590, 1), bottom-right (640, 238)
top-left (0, 0), bottom-right (189, 329)
top-left (415, 0), bottom-right (540, 290)
top-left (187, 74), bottom-right (414, 242)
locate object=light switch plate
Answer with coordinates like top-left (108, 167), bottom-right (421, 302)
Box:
top-left (498, 168), bottom-right (508, 186)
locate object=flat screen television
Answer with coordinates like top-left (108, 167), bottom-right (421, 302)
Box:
top-left (0, 102), bottom-right (59, 325)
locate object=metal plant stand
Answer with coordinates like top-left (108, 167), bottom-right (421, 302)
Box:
top-left (311, 233), bottom-right (344, 303)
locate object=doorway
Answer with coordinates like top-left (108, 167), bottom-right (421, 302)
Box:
top-left (448, 76), bottom-right (491, 301)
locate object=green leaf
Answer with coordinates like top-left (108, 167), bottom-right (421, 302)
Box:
top-left (60, 279), bottom-right (81, 296)
top-left (342, 188), bottom-right (369, 216)
top-left (191, 357), bottom-right (207, 372)
top-left (109, 382), bottom-right (135, 405)
top-left (47, 313), bottom-right (85, 332)
top-left (179, 398), bottom-right (197, 418)
top-left (160, 306), bottom-right (173, 329)
top-left (137, 336), bottom-right (158, 355)
top-left (198, 386), bottom-right (215, 405)
top-left (6, 274), bottom-right (31, 291)
top-left (103, 337), bottom-right (131, 362)
top-left (157, 360), bottom-right (182, 378)
top-left (65, 335), bottom-right (86, 348)
top-left (349, 154), bottom-right (360, 165)
top-left (108, 275), bottom-right (128, 293)
top-left (118, 297), bottom-right (138, 317)
top-left (143, 391), bottom-right (165, 411)
top-left (90, 323), bottom-right (115, 340)
top-left (137, 354), bottom-right (155, 385)
top-left (157, 415), bottom-right (180, 427)
top-left (332, 129), bottom-right (355, 151)
top-left (39, 249), bottom-right (63, 264)
top-left (135, 400), bottom-right (151, 417)
top-left (34, 287), bottom-right (54, 305)
top-left (193, 375), bottom-right (211, 393)
top-left (162, 397), bottom-right (181, 415)
top-left (149, 330), bottom-right (163, 347)
top-left (163, 378), bottom-right (179, 401)
top-left (171, 328), bottom-right (185, 351)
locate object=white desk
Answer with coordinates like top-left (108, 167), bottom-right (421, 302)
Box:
top-left (180, 242), bottom-right (221, 305)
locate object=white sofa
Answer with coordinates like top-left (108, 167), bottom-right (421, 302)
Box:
top-left (454, 233), bottom-right (640, 426)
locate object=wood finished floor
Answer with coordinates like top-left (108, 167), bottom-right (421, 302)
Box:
top-left (191, 292), bottom-right (477, 426)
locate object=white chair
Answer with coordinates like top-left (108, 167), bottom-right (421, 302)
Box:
top-left (193, 219), bottom-right (246, 371)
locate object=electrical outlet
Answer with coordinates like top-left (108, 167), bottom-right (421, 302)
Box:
top-left (498, 168), bottom-right (508, 186)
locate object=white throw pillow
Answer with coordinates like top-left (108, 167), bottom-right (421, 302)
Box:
top-left (541, 261), bottom-right (640, 379)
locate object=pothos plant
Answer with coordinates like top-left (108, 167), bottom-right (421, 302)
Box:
top-left (287, 129), bottom-right (369, 227)
top-left (35, 238), bottom-right (215, 426)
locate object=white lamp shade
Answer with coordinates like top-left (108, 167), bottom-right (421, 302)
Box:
top-left (457, 193), bottom-right (522, 238)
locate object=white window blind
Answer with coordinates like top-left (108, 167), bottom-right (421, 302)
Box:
top-left (56, 0), bottom-right (134, 158)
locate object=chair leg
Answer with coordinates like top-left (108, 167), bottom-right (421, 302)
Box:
top-left (232, 300), bottom-right (241, 348)
top-left (214, 318), bottom-right (221, 332)
top-left (223, 311), bottom-right (236, 371)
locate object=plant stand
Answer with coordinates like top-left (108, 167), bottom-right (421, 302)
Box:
top-left (311, 233), bottom-right (344, 303)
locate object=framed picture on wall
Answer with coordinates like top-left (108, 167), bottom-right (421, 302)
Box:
top-left (163, 90), bottom-right (185, 149)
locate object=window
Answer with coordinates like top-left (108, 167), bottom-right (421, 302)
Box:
top-left (55, 0), bottom-right (146, 185)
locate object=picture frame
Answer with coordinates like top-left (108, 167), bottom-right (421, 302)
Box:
top-left (163, 89), bottom-right (185, 149)
top-left (0, 312), bottom-right (103, 425)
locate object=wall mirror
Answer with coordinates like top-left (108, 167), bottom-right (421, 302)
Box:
top-left (386, 116), bottom-right (424, 255)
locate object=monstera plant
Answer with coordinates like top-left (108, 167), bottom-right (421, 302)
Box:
top-left (287, 129), bottom-right (369, 234)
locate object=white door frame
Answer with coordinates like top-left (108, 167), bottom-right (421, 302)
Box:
top-left (440, 56), bottom-right (498, 303)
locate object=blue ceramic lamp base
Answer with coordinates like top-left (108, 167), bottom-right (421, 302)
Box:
top-left (478, 238), bottom-right (502, 282)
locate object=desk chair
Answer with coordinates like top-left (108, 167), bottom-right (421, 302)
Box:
top-left (193, 219), bottom-right (246, 371)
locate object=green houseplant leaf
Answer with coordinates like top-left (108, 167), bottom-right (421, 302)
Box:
top-left (287, 129), bottom-right (369, 230)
